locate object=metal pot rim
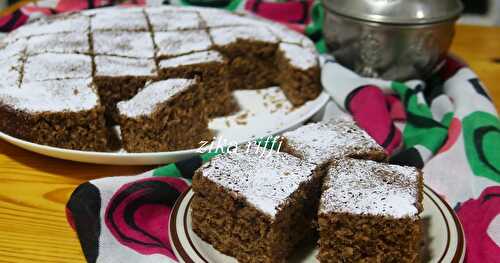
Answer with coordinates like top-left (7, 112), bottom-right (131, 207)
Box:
top-left (322, 1), bottom-right (463, 25)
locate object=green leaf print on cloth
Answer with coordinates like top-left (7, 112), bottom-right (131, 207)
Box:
top-left (463, 111), bottom-right (500, 182)
top-left (391, 81), bottom-right (453, 154)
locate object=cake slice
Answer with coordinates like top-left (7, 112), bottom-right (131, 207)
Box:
top-left (0, 78), bottom-right (109, 151)
top-left (192, 145), bottom-right (321, 263)
top-left (92, 31), bottom-right (155, 58)
top-left (23, 53), bottom-right (92, 83)
top-left (10, 13), bottom-right (89, 39)
top-left (153, 30), bottom-right (212, 59)
top-left (27, 32), bottom-right (90, 55)
top-left (282, 119), bottom-right (387, 169)
top-left (90, 7), bottom-right (148, 32)
top-left (318, 158), bottom-right (423, 263)
top-left (117, 78), bottom-right (211, 152)
top-left (145, 8), bottom-right (202, 31)
top-left (158, 50), bottom-right (237, 117)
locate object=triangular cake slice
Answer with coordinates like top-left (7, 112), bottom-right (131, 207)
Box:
top-left (117, 78), bottom-right (211, 152)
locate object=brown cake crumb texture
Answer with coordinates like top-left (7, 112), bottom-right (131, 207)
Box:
top-left (191, 120), bottom-right (424, 263)
top-left (317, 158), bottom-right (424, 263)
top-left (192, 146), bottom-right (322, 263)
top-left (0, 6), bottom-right (321, 152)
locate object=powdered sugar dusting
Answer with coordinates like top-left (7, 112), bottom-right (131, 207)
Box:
top-left (27, 32), bottom-right (90, 55)
top-left (95, 55), bottom-right (156, 77)
top-left (0, 38), bottom-right (27, 60)
top-left (23, 53), bottom-right (92, 83)
top-left (279, 43), bottom-right (317, 70)
top-left (283, 119), bottom-right (386, 165)
top-left (145, 9), bottom-right (201, 31)
top-left (159, 50), bottom-right (224, 69)
top-left (93, 31), bottom-right (155, 58)
top-left (91, 8), bottom-right (148, 31)
top-left (200, 145), bottom-right (316, 218)
top-left (267, 24), bottom-right (305, 45)
top-left (154, 30), bottom-right (212, 57)
top-left (0, 56), bottom-right (22, 87)
top-left (210, 26), bottom-right (278, 46)
top-left (0, 78), bottom-right (98, 112)
top-left (320, 158), bottom-right (420, 218)
top-left (200, 10), bottom-right (265, 28)
top-left (11, 14), bottom-right (89, 38)
top-left (117, 79), bottom-right (195, 118)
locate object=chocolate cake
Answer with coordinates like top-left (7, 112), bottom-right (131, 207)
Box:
top-left (191, 145), bottom-right (322, 263)
top-left (0, 6), bottom-right (321, 152)
top-left (0, 78), bottom-right (109, 151)
top-left (282, 119), bottom-right (387, 168)
top-left (117, 78), bottom-right (212, 152)
top-left (318, 158), bottom-right (424, 263)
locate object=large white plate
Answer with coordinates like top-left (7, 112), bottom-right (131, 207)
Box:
top-left (0, 88), bottom-right (329, 165)
top-left (170, 185), bottom-right (466, 263)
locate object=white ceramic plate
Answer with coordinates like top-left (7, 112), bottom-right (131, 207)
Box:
top-left (0, 88), bottom-right (329, 165)
top-left (170, 185), bottom-right (466, 263)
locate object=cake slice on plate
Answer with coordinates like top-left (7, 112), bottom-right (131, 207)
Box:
top-left (282, 119), bottom-right (387, 169)
top-left (318, 158), bottom-right (423, 263)
top-left (191, 145), bottom-right (321, 263)
top-left (117, 78), bottom-right (211, 152)
top-left (0, 78), bottom-right (109, 151)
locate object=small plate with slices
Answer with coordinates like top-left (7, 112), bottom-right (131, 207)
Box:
top-left (0, 88), bottom-right (329, 165)
top-left (169, 185), bottom-right (465, 263)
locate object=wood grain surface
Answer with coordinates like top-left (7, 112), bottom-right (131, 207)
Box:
top-left (0, 25), bottom-right (499, 263)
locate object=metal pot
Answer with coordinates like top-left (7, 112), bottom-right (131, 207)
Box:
top-left (322, 0), bottom-right (464, 81)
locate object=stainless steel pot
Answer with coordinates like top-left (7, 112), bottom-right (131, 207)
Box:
top-left (322, 0), bottom-right (464, 81)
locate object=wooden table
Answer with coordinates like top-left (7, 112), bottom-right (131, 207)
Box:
top-left (0, 25), bottom-right (499, 263)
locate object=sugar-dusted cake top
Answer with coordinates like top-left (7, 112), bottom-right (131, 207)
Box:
top-left (146, 9), bottom-right (201, 31)
top-left (117, 79), bottom-right (195, 118)
top-left (267, 24), bottom-right (305, 45)
top-left (210, 26), bottom-right (278, 46)
top-left (199, 10), bottom-right (262, 28)
top-left (95, 56), bottom-right (156, 77)
top-left (93, 31), bottom-right (155, 58)
top-left (320, 158), bottom-right (421, 218)
top-left (12, 14), bottom-right (89, 39)
top-left (0, 56), bottom-right (22, 87)
top-left (27, 32), bottom-right (90, 55)
top-left (0, 38), bottom-right (26, 60)
top-left (0, 5), bottom-right (320, 115)
top-left (90, 7), bottom-right (148, 31)
top-left (154, 30), bottom-right (212, 57)
top-left (279, 43), bottom-right (317, 70)
top-left (282, 119), bottom-right (386, 165)
top-left (159, 50), bottom-right (225, 69)
top-left (0, 78), bottom-right (98, 112)
top-left (199, 145), bottom-right (317, 218)
top-left (23, 53), bottom-right (92, 83)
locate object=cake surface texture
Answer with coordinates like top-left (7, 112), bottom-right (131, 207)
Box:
top-left (282, 119), bottom-right (387, 166)
top-left (191, 145), bottom-right (322, 263)
top-left (317, 158), bottom-right (424, 263)
top-left (0, 6), bottom-right (321, 152)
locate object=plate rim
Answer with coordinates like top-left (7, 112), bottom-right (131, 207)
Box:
top-left (0, 92), bottom-right (329, 162)
top-left (169, 185), bottom-right (465, 263)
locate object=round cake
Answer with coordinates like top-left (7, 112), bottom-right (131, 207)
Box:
top-left (0, 6), bottom-right (321, 152)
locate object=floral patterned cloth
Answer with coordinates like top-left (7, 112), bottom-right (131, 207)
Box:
top-left (2, 1), bottom-right (499, 262)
